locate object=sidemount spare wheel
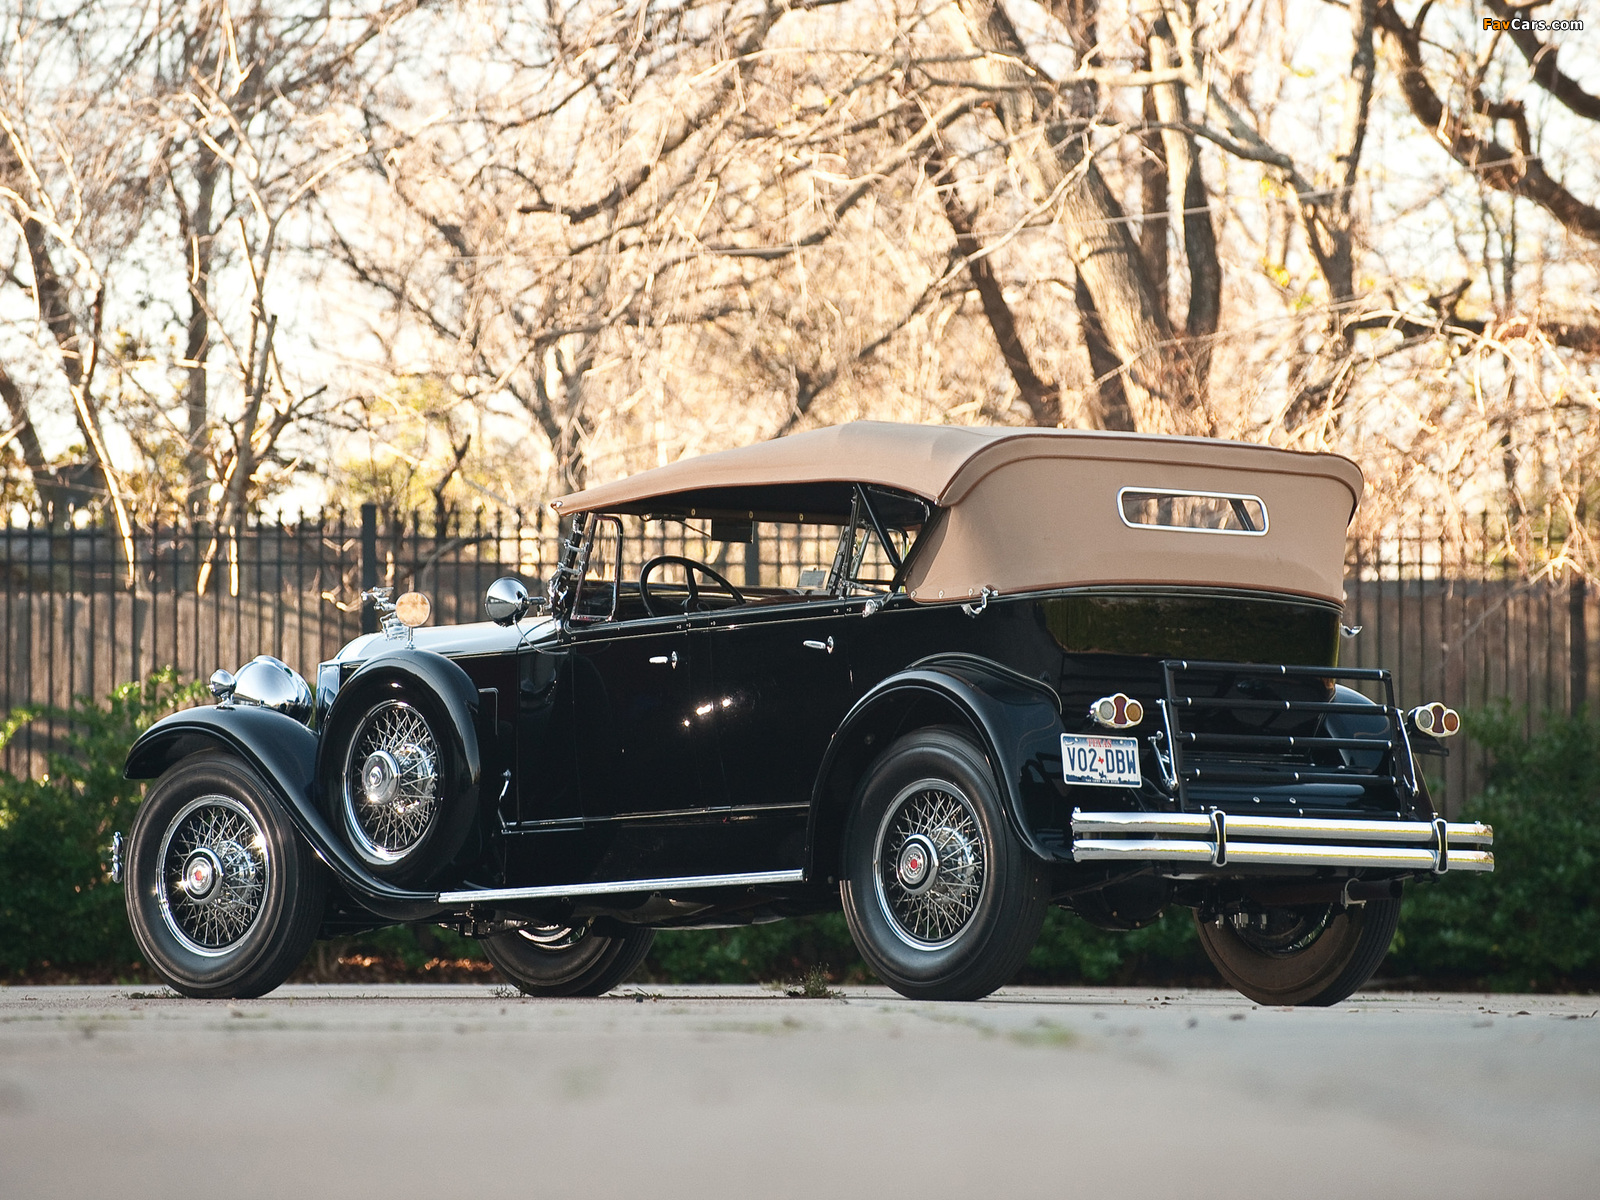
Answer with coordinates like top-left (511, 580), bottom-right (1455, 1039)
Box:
top-left (840, 728), bottom-right (1048, 1001)
top-left (319, 672), bottom-right (478, 888)
top-left (1194, 894), bottom-right (1402, 1007)
top-left (481, 923), bottom-right (657, 997)
top-left (124, 753), bottom-right (326, 999)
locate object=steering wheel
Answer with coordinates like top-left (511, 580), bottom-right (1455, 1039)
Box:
top-left (639, 555), bottom-right (749, 617)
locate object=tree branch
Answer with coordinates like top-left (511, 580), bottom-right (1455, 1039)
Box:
top-left (1377, 0), bottom-right (1600, 245)
top-left (1486, 0), bottom-right (1600, 122)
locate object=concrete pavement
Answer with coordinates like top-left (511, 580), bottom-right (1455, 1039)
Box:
top-left (1, 985), bottom-right (1595, 1198)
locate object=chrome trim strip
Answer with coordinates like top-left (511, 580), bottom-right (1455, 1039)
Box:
top-left (1071, 811), bottom-right (1493, 846)
top-left (503, 802), bottom-right (810, 832)
top-left (1070, 838), bottom-right (1494, 872)
top-left (438, 868), bottom-right (806, 905)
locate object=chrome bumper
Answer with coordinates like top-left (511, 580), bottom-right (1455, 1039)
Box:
top-left (1070, 810), bottom-right (1494, 874)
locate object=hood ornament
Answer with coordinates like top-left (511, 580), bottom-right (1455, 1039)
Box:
top-left (364, 587), bottom-right (432, 647)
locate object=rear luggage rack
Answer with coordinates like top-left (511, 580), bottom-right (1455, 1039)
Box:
top-left (1148, 659), bottom-right (1418, 812)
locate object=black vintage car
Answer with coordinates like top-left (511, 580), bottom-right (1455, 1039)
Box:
top-left (119, 422), bottom-right (1492, 1003)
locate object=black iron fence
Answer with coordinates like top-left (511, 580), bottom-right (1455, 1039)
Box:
top-left (0, 507), bottom-right (1592, 816)
top-left (1342, 531), bottom-right (1593, 814)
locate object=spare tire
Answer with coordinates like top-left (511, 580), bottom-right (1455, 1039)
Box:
top-left (319, 675), bottom-right (477, 887)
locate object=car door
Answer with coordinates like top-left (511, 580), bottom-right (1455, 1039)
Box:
top-left (569, 616), bottom-right (711, 819)
top-left (565, 523), bottom-right (726, 880)
top-left (703, 595), bottom-right (863, 870)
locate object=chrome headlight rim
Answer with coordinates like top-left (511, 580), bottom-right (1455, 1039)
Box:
top-left (219, 655), bottom-right (315, 725)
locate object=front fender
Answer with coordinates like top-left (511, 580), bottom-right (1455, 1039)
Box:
top-left (321, 648), bottom-right (482, 793)
top-left (807, 654), bottom-right (1067, 879)
top-left (125, 706), bottom-right (446, 921)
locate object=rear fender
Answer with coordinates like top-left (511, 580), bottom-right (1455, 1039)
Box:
top-left (807, 654), bottom-right (1066, 880)
top-left (125, 706), bottom-right (446, 922)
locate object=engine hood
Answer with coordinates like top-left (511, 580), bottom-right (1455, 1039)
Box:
top-left (331, 616), bottom-right (557, 666)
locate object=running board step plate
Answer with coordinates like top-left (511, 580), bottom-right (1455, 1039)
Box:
top-left (438, 869), bottom-right (806, 906)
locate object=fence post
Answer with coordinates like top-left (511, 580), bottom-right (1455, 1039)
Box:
top-left (1573, 572), bottom-right (1589, 715)
top-left (360, 503), bottom-right (378, 634)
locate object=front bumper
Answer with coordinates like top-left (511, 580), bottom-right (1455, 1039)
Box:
top-left (1070, 810), bottom-right (1494, 874)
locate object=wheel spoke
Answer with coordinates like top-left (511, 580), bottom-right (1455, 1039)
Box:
top-left (157, 795), bottom-right (269, 957)
top-left (344, 700), bottom-right (440, 861)
top-left (875, 782), bottom-right (986, 948)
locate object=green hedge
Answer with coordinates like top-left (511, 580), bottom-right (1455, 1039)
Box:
top-left (0, 672), bottom-right (205, 977)
top-left (2, 675), bottom-right (1594, 990)
top-left (1388, 707), bottom-right (1600, 990)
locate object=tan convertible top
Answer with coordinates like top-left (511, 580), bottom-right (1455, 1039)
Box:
top-left (552, 422), bottom-right (1365, 605)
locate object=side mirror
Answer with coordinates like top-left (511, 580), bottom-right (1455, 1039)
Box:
top-left (485, 577), bottom-right (532, 625)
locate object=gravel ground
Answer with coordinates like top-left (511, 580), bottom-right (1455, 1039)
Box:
top-left (1, 984), bottom-right (1595, 1199)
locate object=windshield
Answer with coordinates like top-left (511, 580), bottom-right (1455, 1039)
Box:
top-left (569, 491), bottom-right (924, 622)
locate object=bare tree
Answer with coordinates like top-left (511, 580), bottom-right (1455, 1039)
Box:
top-left (1, 0), bottom-right (421, 546)
top-left (6, 0), bottom-right (1592, 576)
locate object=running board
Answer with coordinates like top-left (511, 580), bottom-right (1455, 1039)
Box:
top-left (437, 869), bottom-right (806, 906)
top-left (1071, 810), bottom-right (1493, 874)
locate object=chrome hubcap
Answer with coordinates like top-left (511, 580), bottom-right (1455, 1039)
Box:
top-left (180, 849), bottom-right (222, 902)
top-left (1229, 907), bottom-right (1332, 956)
top-left (157, 796), bottom-right (268, 957)
top-left (873, 780), bottom-right (986, 950)
top-left (361, 751), bottom-right (400, 806)
top-left (516, 923), bottom-right (589, 952)
top-left (896, 835), bottom-right (938, 895)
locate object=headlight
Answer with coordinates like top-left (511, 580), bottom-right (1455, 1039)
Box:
top-left (224, 655), bottom-right (315, 725)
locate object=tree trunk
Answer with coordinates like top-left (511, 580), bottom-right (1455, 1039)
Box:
top-left (1075, 274), bottom-right (1137, 431)
top-left (953, 0), bottom-right (1194, 432)
top-left (925, 141), bottom-right (1061, 426)
top-left (181, 148), bottom-right (219, 518)
top-left (1138, 79), bottom-right (1169, 323)
top-left (0, 360), bottom-right (69, 525)
top-left (1147, 16), bottom-right (1220, 395)
top-left (1284, 0), bottom-right (1374, 431)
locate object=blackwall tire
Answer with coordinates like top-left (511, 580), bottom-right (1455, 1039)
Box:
top-left (839, 728), bottom-right (1048, 1001)
top-left (1194, 895), bottom-right (1402, 1006)
top-left (321, 679), bottom-right (475, 887)
top-left (482, 924), bottom-right (656, 997)
top-left (124, 754), bottom-right (325, 999)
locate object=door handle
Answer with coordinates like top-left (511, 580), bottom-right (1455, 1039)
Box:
top-left (649, 652), bottom-right (679, 668)
top-left (802, 637), bottom-right (835, 654)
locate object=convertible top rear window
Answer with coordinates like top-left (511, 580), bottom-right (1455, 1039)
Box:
top-left (1118, 487), bottom-right (1267, 535)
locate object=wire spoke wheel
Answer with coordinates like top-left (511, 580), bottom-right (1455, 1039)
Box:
top-left (1194, 895), bottom-right (1403, 1006)
top-left (516, 924), bottom-right (589, 951)
top-left (157, 795), bottom-right (269, 956)
top-left (343, 700), bottom-right (441, 863)
top-left (126, 755), bottom-right (326, 999)
top-left (483, 923), bottom-right (656, 997)
top-left (873, 782), bottom-right (987, 949)
top-left (1227, 907), bottom-right (1332, 957)
top-left (841, 729), bottom-right (1047, 1001)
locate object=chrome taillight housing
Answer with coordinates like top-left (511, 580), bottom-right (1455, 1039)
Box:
top-left (1408, 702), bottom-right (1461, 738)
top-left (1090, 692), bottom-right (1144, 729)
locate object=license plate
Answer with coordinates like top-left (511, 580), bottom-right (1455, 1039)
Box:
top-left (1061, 733), bottom-right (1142, 787)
